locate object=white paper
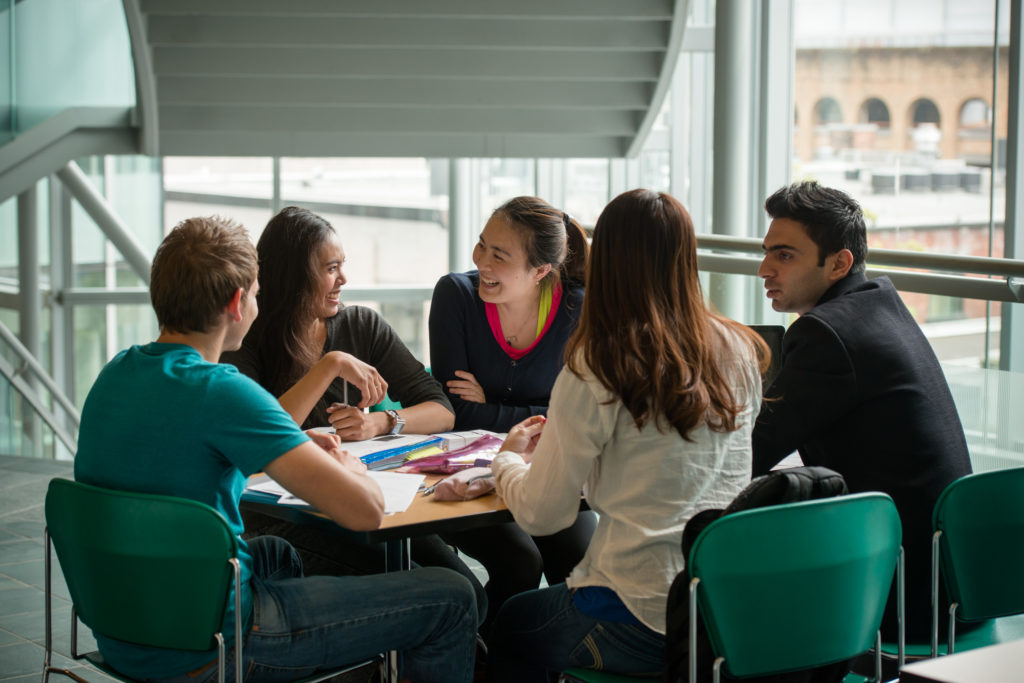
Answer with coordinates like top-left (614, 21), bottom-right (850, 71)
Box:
top-left (247, 471), bottom-right (426, 515)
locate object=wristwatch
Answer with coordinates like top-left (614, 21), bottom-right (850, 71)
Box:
top-left (385, 409), bottom-right (405, 435)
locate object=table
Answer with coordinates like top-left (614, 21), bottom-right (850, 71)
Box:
top-left (898, 639), bottom-right (1024, 682)
top-left (241, 472), bottom-right (515, 570)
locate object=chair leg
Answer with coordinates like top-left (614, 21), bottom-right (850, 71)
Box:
top-left (712, 656), bottom-right (725, 683)
top-left (930, 531), bottom-right (942, 659)
top-left (689, 578), bottom-right (700, 683)
top-left (874, 631), bottom-right (882, 683)
top-left (215, 633), bottom-right (226, 683)
top-left (230, 557), bottom-right (243, 683)
top-left (947, 603), bottom-right (958, 655)
top-left (44, 529), bottom-right (53, 683)
top-left (70, 607), bottom-right (80, 659)
top-left (42, 531), bottom-right (90, 683)
top-left (897, 546), bottom-right (905, 670)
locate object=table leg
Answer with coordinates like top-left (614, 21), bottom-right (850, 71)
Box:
top-left (382, 538), bottom-right (413, 683)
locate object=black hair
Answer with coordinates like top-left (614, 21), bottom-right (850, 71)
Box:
top-left (764, 181), bottom-right (867, 271)
top-left (492, 196), bottom-right (589, 285)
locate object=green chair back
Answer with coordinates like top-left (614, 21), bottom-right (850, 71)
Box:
top-left (45, 478), bottom-right (238, 652)
top-left (688, 492), bottom-right (901, 679)
top-left (933, 467), bottom-right (1024, 622)
top-left (370, 366), bottom-right (430, 412)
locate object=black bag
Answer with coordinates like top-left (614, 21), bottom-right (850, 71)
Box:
top-left (663, 466), bottom-right (849, 683)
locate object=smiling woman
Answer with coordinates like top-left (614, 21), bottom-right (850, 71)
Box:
top-left (219, 206), bottom-right (487, 618)
top-left (222, 206), bottom-right (453, 438)
top-left (428, 195), bottom-right (598, 643)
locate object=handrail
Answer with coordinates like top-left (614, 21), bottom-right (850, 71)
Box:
top-left (695, 233), bottom-right (1024, 278)
top-left (0, 322), bottom-right (79, 455)
top-left (0, 321), bottom-right (81, 429)
top-left (697, 253), bottom-right (1024, 303)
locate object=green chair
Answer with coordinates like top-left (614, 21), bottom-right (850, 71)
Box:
top-left (370, 366), bottom-right (431, 413)
top-left (928, 466), bottom-right (1024, 657)
top-left (42, 478), bottom-right (378, 683)
top-left (687, 493), bottom-right (904, 683)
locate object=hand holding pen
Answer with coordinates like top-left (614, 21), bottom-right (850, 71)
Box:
top-left (326, 351), bottom-right (388, 409)
top-left (326, 380), bottom-right (381, 441)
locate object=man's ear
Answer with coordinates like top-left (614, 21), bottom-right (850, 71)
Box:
top-left (226, 287), bottom-right (245, 322)
top-left (826, 249), bottom-right (854, 282)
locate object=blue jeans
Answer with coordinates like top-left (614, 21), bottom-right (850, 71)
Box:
top-left (150, 536), bottom-right (478, 683)
top-left (487, 584), bottom-right (663, 682)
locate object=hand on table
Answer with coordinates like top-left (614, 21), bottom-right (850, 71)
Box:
top-left (447, 370), bottom-right (485, 403)
top-left (326, 446), bottom-right (368, 474)
top-left (500, 415), bottom-right (547, 463)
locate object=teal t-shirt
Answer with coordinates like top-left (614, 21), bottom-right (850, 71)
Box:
top-left (74, 342), bottom-right (310, 678)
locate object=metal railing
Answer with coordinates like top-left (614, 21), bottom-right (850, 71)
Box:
top-left (52, 235), bottom-right (1024, 307)
top-left (0, 321), bottom-right (80, 455)
top-left (695, 234), bottom-right (1024, 304)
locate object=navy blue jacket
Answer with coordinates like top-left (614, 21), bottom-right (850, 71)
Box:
top-left (428, 271), bottom-right (583, 432)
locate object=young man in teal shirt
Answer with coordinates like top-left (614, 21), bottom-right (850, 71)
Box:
top-left (74, 216), bottom-right (477, 682)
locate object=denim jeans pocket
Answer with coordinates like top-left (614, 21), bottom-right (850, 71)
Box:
top-left (568, 622), bottom-right (663, 675)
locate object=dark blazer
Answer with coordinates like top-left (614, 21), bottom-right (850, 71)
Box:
top-left (752, 271), bottom-right (972, 640)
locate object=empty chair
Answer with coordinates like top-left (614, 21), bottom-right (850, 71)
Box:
top-left (929, 466), bottom-right (1024, 657)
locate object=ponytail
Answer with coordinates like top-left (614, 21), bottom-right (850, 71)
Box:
top-left (561, 216), bottom-right (589, 285)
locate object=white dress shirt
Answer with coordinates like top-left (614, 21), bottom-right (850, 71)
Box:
top-left (492, 322), bottom-right (763, 633)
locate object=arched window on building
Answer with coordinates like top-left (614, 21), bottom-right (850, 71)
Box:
top-left (957, 97), bottom-right (992, 162)
top-left (959, 98), bottom-right (991, 133)
top-left (909, 98), bottom-right (943, 157)
top-left (859, 97), bottom-right (891, 128)
top-left (813, 97), bottom-right (843, 125)
top-left (911, 98), bottom-right (941, 126)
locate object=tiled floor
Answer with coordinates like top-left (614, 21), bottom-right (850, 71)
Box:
top-left (0, 454), bottom-right (109, 682)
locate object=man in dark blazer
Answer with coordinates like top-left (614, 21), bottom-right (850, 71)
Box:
top-left (751, 181), bottom-right (972, 642)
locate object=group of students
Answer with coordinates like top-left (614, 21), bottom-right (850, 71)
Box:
top-left (73, 180), bottom-right (971, 682)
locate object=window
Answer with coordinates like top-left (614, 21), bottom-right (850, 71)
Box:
top-left (793, 0), bottom-right (1007, 366)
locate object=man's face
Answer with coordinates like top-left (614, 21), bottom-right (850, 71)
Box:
top-left (758, 218), bottom-right (835, 316)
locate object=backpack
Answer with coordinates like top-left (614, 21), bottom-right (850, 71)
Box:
top-left (663, 466), bottom-right (850, 683)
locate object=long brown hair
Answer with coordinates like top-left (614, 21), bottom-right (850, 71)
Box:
top-left (565, 189), bottom-right (769, 440)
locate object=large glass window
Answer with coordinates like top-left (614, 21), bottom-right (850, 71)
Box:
top-left (793, 0), bottom-right (1009, 366)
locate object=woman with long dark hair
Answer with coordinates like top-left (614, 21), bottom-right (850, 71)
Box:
top-left (429, 196), bottom-right (598, 640)
top-left (486, 189), bottom-right (770, 681)
top-left (227, 206), bottom-right (453, 437)
top-left (223, 207), bottom-right (485, 620)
